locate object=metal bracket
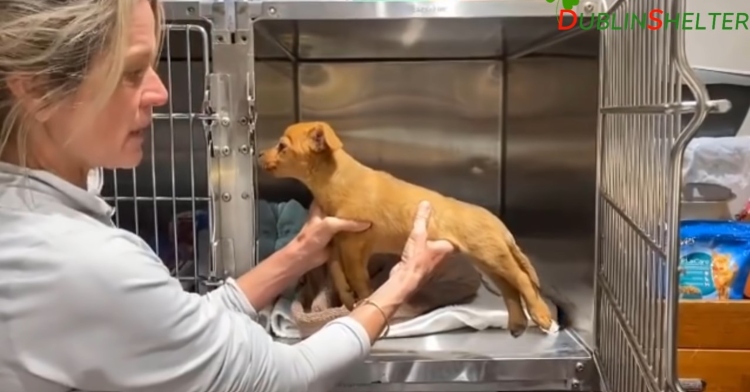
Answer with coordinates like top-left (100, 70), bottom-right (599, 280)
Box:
top-left (203, 0), bottom-right (239, 43)
top-left (222, 0), bottom-right (237, 32)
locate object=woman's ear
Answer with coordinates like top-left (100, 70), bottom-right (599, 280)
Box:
top-left (5, 74), bottom-right (54, 123)
top-left (6, 74), bottom-right (33, 102)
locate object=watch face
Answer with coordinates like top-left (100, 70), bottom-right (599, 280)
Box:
top-left (87, 167), bottom-right (103, 195)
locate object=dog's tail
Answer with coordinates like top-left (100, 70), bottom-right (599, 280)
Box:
top-left (508, 241), bottom-right (541, 289)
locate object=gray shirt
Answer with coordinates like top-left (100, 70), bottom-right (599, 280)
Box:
top-left (0, 162), bottom-right (370, 392)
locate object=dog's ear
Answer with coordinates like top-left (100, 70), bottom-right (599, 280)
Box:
top-left (308, 122), bottom-right (343, 153)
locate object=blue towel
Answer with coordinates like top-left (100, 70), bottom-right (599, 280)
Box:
top-left (274, 200), bottom-right (308, 251)
top-left (273, 199), bottom-right (308, 299)
top-left (256, 200), bottom-right (278, 261)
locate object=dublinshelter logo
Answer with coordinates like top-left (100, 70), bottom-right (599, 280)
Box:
top-left (548, 0), bottom-right (750, 31)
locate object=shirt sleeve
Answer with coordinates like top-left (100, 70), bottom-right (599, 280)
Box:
top-left (9, 232), bottom-right (371, 392)
top-left (204, 277), bottom-right (259, 319)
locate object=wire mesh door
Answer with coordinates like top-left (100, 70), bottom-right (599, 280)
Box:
top-left (595, 0), bottom-right (730, 391)
top-left (102, 23), bottom-right (216, 294)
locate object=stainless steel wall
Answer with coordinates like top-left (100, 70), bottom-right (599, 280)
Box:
top-left (257, 57), bottom-right (600, 237)
top-left (504, 57), bottom-right (598, 238)
top-left (256, 60), bottom-right (503, 211)
top-left (503, 57), bottom-right (598, 337)
top-left (254, 55), bottom-right (599, 335)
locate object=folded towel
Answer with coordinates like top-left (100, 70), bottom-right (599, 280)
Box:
top-left (271, 298), bottom-right (301, 338)
top-left (257, 305), bottom-right (273, 334)
top-left (257, 200), bottom-right (278, 261)
top-left (272, 253), bottom-right (485, 338)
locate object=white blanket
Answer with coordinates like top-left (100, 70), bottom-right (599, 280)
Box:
top-left (270, 283), bottom-right (559, 339)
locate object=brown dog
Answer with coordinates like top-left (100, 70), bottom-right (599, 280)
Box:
top-left (259, 121), bottom-right (558, 336)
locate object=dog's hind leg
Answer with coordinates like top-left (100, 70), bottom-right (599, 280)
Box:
top-left (470, 242), bottom-right (556, 333)
top-left (477, 269), bottom-right (528, 337)
top-left (338, 237), bottom-right (374, 308)
top-left (299, 265), bottom-right (330, 311)
top-left (328, 243), bottom-right (357, 309)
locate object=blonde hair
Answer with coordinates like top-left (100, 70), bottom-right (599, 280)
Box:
top-left (0, 0), bottom-right (163, 163)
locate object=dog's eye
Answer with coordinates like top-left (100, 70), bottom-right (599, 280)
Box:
top-left (277, 143), bottom-right (286, 152)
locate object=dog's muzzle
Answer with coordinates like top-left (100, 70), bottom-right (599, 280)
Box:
top-left (257, 151), bottom-right (273, 171)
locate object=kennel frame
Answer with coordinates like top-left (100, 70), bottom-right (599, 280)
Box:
top-left (101, 0), bottom-right (730, 391)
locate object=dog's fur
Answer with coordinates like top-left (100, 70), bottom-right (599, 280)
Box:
top-left (259, 121), bottom-right (557, 336)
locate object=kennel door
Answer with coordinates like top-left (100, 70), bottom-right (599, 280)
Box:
top-left (103, 18), bottom-right (220, 293)
top-left (595, 1), bottom-right (731, 392)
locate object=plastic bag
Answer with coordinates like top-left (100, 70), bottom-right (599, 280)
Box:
top-left (679, 220), bottom-right (750, 300)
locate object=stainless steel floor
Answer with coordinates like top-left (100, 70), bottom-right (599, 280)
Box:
top-left (335, 329), bottom-right (593, 391)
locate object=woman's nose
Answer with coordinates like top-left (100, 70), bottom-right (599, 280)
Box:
top-left (143, 68), bottom-right (169, 108)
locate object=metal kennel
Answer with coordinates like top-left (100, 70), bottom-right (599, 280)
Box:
top-left (102, 0), bottom-right (731, 390)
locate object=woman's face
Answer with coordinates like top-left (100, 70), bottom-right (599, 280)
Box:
top-left (42, 0), bottom-right (168, 171)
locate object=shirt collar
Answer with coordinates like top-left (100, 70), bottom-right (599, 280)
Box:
top-left (0, 161), bottom-right (114, 220)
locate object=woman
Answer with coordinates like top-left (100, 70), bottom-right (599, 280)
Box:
top-left (0, 1), bottom-right (454, 392)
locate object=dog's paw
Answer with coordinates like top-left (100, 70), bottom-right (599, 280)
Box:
top-left (540, 320), bottom-right (560, 335)
top-left (508, 318), bottom-right (529, 338)
top-left (340, 292), bottom-right (357, 310)
top-left (529, 305), bottom-right (557, 334)
top-left (509, 326), bottom-right (527, 338)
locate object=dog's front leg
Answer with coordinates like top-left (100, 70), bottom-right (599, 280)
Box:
top-left (327, 242), bottom-right (357, 309)
top-left (299, 265), bottom-right (327, 312)
top-left (338, 237), bottom-right (374, 308)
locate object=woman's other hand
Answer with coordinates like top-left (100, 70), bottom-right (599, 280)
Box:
top-left (293, 202), bottom-right (371, 269)
top-left (389, 201), bottom-right (455, 297)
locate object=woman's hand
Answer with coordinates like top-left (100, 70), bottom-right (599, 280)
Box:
top-left (292, 202), bottom-right (371, 269)
top-left (388, 201), bottom-right (455, 297)
top-left (352, 200), bottom-right (455, 343)
top-left (237, 203), bottom-right (368, 311)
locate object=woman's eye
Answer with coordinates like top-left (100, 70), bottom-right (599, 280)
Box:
top-left (124, 69), bottom-right (147, 83)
